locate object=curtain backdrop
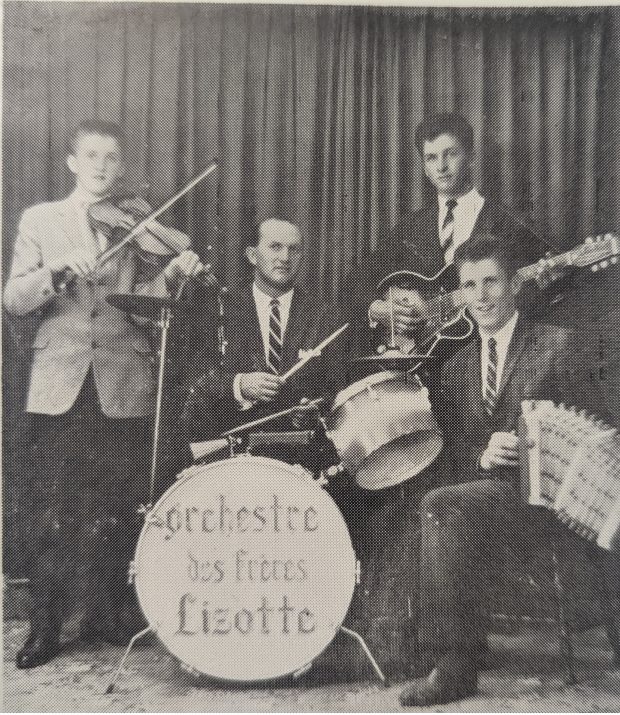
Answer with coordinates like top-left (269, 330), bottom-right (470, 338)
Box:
top-left (3, 2), bottom-right (619, 576)
top-left (4, 3), bottom-right (619, 295)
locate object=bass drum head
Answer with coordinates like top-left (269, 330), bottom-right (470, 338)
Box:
top-left (134, 456), bottom-right (357, 682)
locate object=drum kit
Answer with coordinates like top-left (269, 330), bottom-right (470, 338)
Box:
top-left (104, 287), bottom-right (443, 693)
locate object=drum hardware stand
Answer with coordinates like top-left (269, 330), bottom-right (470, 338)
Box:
top-left (289, 625), bottom-right (386, 685)
top-left (107, 293), bottom-right (187, 695)
top-left (339, 626), bottom-right (386, 685)
top-left (220, 397), bottom-right (325, 437)
top-left (145, 304), bottom-right (172, 510)
top-left (106, 626), bottom-right (153, 694)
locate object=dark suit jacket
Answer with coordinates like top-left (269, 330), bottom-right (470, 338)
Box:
top-left (343, 198), bottom-right (548, 358)
top-left (182, 284), bottom-right (349, 441)
top-left (436, 315), bottom-right (609, 487)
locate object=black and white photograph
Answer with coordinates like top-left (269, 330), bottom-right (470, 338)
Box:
top-left (2, 1), bottom-right (619, 711)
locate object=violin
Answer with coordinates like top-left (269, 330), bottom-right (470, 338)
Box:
top-left (92, 160), bottom-right (219, 270)
top-left (56, 162), bottom-right (220, 295)
top-left (88, 193), bottom-right (192, 260)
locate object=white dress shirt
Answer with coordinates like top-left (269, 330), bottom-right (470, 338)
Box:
top-left (479, 311), bottom-right (519, 398)
top-left (438, 188), bottom-right (485, 264)
top-left (233, 284), bottom-right (295, 407)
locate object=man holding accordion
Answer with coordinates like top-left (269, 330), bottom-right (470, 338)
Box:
top-left (399, 233), bottom-right (609, 706)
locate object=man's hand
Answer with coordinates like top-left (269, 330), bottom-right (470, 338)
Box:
top-left (480, 431), bottom-right (534, 470)
top-left (163, 250), bottom-right (204, 286)
top-left (369, 294), bottom-right (427, 335)
top-left (239, 372), bottom-right (284, 403)
top-left (49, 249), bottom-right (98, 280)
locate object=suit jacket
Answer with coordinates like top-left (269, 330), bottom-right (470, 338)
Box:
top-left (436, 316), bottom-right (609, 487)
top-left (3, 197), bottom-right (169, 417)
top-left (182, 284), bottom-right (349, 440)
top-left (343, 197), bottom-right (548, 357)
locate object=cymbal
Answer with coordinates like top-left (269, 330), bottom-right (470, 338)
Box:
top-left (106, 293), bottom-right (173, 317)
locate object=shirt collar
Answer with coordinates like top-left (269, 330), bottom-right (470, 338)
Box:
top-left (438, 187), bottom-right (482, 211)
top-left (479, 310), bottom-right (520, 348)
top-left (252, 282), bottom-right (295, 310)
top-left (70, 186), bottom-right (107, 211)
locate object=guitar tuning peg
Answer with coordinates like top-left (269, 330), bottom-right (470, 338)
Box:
top-left (591, 264), bottom-right (599, 272)
top-left (611, 257), bottom-right (618, 265)
top-left (601, 260), bottom-right (609, 269)
top-left (585, 236), bottom-right (593, 244)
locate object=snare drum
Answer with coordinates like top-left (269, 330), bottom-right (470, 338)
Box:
top-left (133, 456), bottom-right (357, 681)
top-left (326, 371), bottom-right (443, 490)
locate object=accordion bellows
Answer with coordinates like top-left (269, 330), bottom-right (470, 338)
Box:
top-left (519, 400), bottom-right (620, 552)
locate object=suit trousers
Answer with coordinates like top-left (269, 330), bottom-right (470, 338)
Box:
top-left (417, 478), bottom-right (532, 652)
top-left (28, 369), bottom-right (151, 634)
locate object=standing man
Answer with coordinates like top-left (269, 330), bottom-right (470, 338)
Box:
top-left (182, 217), bottom-right (347, 442)
top-left (399, 234), bottom-right (606, 706)
top-left (346, 113), bottom-right (548, 354)
top-left (4, 120), bottom-right (205, 667)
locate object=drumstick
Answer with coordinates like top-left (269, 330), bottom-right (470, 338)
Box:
top-left (280, 323), bottom-right (349, 383)
top-left (222, 397), bottom-right (324, 436)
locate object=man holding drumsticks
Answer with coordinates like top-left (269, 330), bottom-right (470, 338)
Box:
top-left (182, 216), bottom-right (347, 441)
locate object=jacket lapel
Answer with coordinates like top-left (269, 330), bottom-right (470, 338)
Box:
top-left (56, 198), bottom-right (85, 252)
top-left (425, 202), bottom-right (442, 261)
top-left (465, 337), bottom-right (486, 422)
top-left (281, 288), bottom-right (311, 372)
top-left (495, 315), bottom-right (529, 404)
top-left (232, 288), bottom-right (266, 372)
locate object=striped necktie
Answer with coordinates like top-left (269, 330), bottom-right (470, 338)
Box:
top-left (484, 337), bottom-right (498, 415)
top-left (441, 198), bottom-right (458, 260)
top-left (267, 298), bottom-right (282, 374)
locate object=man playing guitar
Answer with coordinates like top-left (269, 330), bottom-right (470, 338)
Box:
top-left (345, 112), bottom-right (549, 358)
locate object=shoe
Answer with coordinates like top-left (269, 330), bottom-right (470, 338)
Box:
top-left (399, 649), bottom-right (478, 706)
top-left (16, 631), bottom-right (60, 669)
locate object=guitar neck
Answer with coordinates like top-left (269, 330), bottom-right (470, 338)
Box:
top-left (517, 252), bottom-right (572, 282)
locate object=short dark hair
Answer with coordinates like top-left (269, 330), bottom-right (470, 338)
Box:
top-left (414, 113), bottom-right (474, 155)
top-left (68, 120), bottom-right (126, 156)
top-left (243, 216), bottom-right (301, 249)
top-left (453, 233), bottom-right (518, 278)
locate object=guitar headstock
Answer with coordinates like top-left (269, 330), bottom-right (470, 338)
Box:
top-left (572, 232), bottom-right (619, 271)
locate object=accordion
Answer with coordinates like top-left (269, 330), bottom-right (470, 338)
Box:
top-left (518, 400), bottom-right (620, 552)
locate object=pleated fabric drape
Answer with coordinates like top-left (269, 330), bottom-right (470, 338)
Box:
top-left (3, 3), bottom-right (618, 298)
top-left (2, 3), bottom-right (619, 577)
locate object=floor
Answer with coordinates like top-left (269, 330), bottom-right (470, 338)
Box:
top-left (3, 620), bottom-right (620, 713)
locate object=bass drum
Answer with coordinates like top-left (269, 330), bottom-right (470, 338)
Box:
top-left (326, 371), bottom-right (443, 490)
top-left (133, 456), bottom-right (357, 682)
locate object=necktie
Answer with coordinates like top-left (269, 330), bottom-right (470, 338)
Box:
top-left (484, 337), bottom-right (498, 415)
top-left (267, 298), bottom-right (282, 374)
top-left (441, 198), bottom-right (458, 259)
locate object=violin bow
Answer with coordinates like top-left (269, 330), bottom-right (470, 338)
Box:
top-left (95, 159), bottom-right (219, 268)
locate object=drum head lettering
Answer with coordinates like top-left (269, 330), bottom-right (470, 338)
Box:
top-left (134, 456), bottom-right (357, 681)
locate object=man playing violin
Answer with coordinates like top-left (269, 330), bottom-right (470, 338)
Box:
top-left (399, 233), bottom-right (606, 706)
top-left (4, 119), bottom-right (206, 668)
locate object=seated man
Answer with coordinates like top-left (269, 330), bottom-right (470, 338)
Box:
top-left (399, 233), bottom-right (607, 706)
top-left (182, 217), bottom-right (348, 450)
